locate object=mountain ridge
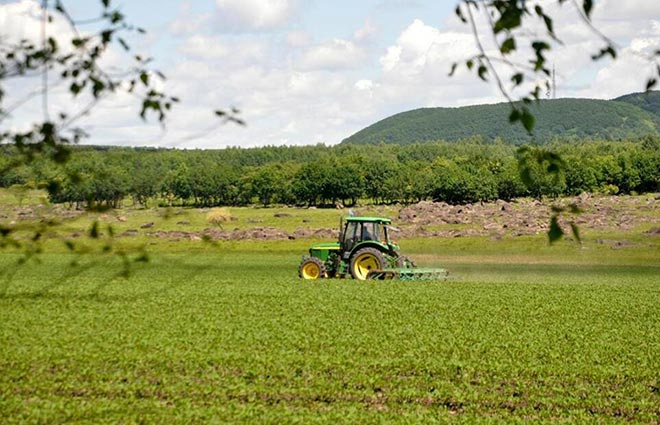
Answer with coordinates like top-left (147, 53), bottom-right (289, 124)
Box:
top-left (341, 91), bottom-right (660, 145)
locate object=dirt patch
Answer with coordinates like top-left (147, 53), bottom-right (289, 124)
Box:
top-left (645, 227), bottom-right (660, 236)
top-left (396, 195), bottom-right (659, 239)
top-left (126, 194), bottom-right (660, 242)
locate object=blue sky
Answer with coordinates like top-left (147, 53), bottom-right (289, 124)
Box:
top-left (2, 0), bottom-right (659, 148)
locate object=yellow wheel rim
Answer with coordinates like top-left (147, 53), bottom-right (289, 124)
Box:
top-left (302, 262), bottom-right (321, 279)
top-left (353, 253), bottom-right (380, 280)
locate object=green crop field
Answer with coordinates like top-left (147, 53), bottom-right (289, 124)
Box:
top-left (1, 228), bottom-right (660, 423)
top-left (1, 189), bottom-right (660, 422)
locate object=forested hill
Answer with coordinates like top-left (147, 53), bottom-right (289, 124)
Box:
top-left (341, 91), bottom-right (660, 145)
top-left (615, 91), bottom-right (660, 116)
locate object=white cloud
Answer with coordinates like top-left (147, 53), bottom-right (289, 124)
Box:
top-left (178, 36), bottom-right (266, 66)
top-left (594, 0), bottom-right (660, 21)
top-left (286, 30), bottom-right (312, 47)
top-left (355, 79), bottom-right (377, 90)
top-left (354, 19), bottom-right (377, 42)
top-left (170, 13), bottom-right (212, 36)
top-left (0, 0), bottom-right (51, 43)
top-left (213, 0), bottom-right (299, 32)
top-left (379, 19), bottom-right (476, 82)
top-left (297, 39), bottom-right (366, 71)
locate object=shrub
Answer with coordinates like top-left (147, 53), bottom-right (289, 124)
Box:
top-left (206, 208), bottom-right (232, 227)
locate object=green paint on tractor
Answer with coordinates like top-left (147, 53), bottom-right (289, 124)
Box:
top-left (298, 216), bottom-right (449, 281)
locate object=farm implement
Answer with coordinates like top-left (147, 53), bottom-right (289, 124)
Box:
top-left (298, 216), bottom-right (450, 281)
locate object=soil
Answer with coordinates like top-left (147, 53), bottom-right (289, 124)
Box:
top-left (143, 194), bottom-right (659, 242)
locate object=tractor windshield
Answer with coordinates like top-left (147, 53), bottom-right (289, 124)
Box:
top-left (341, 220), bottom-right (391, 251)
top-left (364, 222), bottom-right (389, 243)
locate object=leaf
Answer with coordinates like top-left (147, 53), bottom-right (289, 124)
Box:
top-left (646, 78), bottom-right (657, 91)
top-left (568, 204), bottom-right (582, 214)
top-left (547, 162), bottom-right (560, 173)
top-left (101, 30), bottom-right (113, 44)
top-left (542, 15), bottom-right (555, 37)
top-left (511, 73), bottom-right (524, 86)
top-left (520, 108), bottom-right (535, 133)
top-left (90, 77), bottom-right (105, 98)
top-left (478, 64), bottom-right (488, 81)
top-left (89, 220), bottom-right (99, 239)
top-left (0, 226), bottom-right (12, 237)
top-left (493, 6), bottom-right (523, 34)
top-left (135, 252), bottom-right (150, 263)
top-left (118, 37), bottom-right (130, 51)
top-left (71, 37), bottom-right (87, 48)
top-left (140, 72), bottom-right (149, 86)
top-left (500, 37), bottom-right (516, 54)
top-left (70, 82), bottom-right (82, 96)
top-left (520, 167), bottom-right (532, 187)
top-left (509, 108), bottom-right (520, 123)
top-left (534, 5), bottom-right (555, 36)
top-left (531, 41), bottom-right (550, 53)
top-left (47, 37), bottom-right (58, 53)
top-left (548, 216), bottom-right (564, 244)
top-left (455, 5), bottom-right (467, 23)
top-left (569, 222), bottom-right (581, 243)
top-left (591, 45), bottom-right (616, 61)
top-left (109, 10), bottom-right (123, 24)
top-left (550, 205), bottom-right (564, 214)
top-left (466, 59), bottom-right (474, 70)
top-left (583, 0), bottom-right (593, 18)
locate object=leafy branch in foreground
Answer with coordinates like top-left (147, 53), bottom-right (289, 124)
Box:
top-left (452, 0), bottom-right (660, 133)
top-left (516, 145), bottom-right (581, 244)
top-left (0, 0), bottom-right (242, 271)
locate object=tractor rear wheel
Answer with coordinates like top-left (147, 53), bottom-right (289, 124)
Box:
top-left (350, 248), bottom-right (385, 280)
top-left (299, 257), bottom-right (326, 280)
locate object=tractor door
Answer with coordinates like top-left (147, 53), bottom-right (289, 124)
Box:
top-left (341, 221), bottom-right (359, 253)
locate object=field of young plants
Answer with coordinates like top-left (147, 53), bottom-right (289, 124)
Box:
top-left (1, 193), bottom-right (660, 422)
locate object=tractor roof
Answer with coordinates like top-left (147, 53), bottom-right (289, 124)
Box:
top-left (345, 216), bottom-right (392, 224)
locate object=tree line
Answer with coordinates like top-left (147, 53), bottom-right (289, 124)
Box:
top-left (1, 137), bottom-right (659, 209)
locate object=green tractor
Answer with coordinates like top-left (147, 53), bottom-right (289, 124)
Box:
top-left (298, 216), bottom-right (449, 281)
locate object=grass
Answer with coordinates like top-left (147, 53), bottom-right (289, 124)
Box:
top-left (1, 189), bottom-right (660, 422)
top-left (1, 240), bottom-right (659, 423)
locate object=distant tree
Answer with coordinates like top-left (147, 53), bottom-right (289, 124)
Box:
top-left (292, 162), bottom-right (325, 207)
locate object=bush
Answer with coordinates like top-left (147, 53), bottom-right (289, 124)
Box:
top-left (206, 208), bottom-right (232, 227)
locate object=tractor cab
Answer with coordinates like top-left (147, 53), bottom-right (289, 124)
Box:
top-left (340, 217), bottom-right (395, 254)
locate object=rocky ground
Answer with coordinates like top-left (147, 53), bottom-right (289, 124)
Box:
top-left (3, 194), bottom-right (659, 242)
top-left (145, 194), bottom-right (660, 241)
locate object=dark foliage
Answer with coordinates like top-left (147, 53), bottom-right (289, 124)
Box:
top-left (342, 93), bottom-right (660, 146)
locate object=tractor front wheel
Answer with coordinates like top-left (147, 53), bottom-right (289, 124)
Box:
top-left (350, 248), bottom-right (385, 280)
top-left (299, 257), bottom-right (326, 280)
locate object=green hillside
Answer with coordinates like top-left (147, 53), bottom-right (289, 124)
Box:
top-left (615, 91), bottom-right (660, 116)
top-left (342, 92), bottom-right (660, 145)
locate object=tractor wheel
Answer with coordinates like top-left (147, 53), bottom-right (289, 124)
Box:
top-left (350, 248), bottom-right (385, 280)
top-left (299, 257), bottom-right (326, 280)
top-left (396, 255), bottom-right (416, 269)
